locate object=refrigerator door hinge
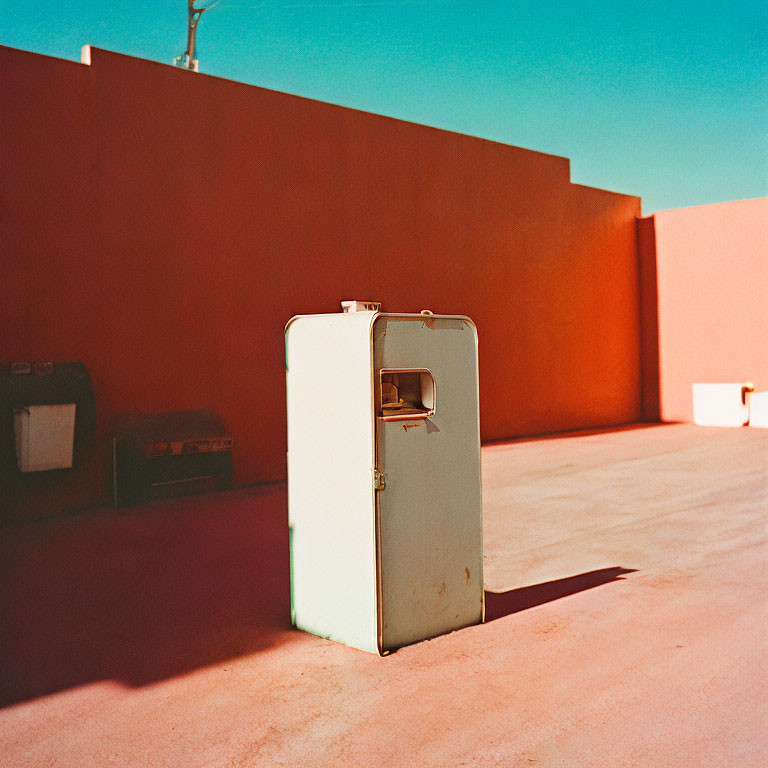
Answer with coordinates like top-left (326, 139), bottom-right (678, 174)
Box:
top-left (373, 467), bottom-right (386, 491)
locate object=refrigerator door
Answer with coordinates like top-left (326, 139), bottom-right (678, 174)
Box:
top-left (374, 315), bottom-right (483, 651)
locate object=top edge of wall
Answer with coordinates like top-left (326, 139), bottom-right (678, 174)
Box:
top-left (91, 47), bottom-right (571, 165)
top-left (570, 182), bottom-right (642, 205)
top-left (7, 42), bottom-right (572, 177)
top-left (0, 43), bottom-right (89, 70)
top-left (652, 196), bottom-right (768, 217)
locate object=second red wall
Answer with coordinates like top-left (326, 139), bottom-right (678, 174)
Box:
top-left (641, 198), bottom-right (768, 422)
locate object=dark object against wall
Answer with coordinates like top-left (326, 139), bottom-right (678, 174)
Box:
top-left (0, 362), bottom-right (96, 492)
top-left (112, 410), bottom-right (233, 508)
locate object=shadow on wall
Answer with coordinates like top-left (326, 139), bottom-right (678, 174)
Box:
top-left (0, 484), bottom-right (291, 708)
top-left (485, 567), bottom-right (637, 622)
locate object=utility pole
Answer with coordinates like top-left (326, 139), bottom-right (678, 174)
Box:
top-left (175, 0), bottom-right (217, 72)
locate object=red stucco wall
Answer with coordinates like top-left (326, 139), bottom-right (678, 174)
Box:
top-left (1, 45), bottom-right (644, 519)
top-left (641, 198), bottom-right (768, 423)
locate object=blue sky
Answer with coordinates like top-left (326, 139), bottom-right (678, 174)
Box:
top-left (2, 0), bottom-right (766, 213)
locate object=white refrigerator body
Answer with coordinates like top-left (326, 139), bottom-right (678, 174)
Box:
top-left (286, 311), bottom-right (483, 654)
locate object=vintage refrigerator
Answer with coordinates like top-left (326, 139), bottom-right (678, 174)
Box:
top-left (285, 303), bottom-right (483, 654)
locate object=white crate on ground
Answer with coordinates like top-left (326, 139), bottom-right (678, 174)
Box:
top-left (692, 383), bottom-right (752, 427)
top-left (748, 391), bottom-right (768, 428)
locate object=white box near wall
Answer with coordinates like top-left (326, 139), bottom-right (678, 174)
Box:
top-left (748, 391), bottom-right (768, 428)
top-left (285, 308), bottom-right (483, 654)
top-left (14, 403), bottom-right (77, 472)
top-left (691, 383), bottom-right (752, 427)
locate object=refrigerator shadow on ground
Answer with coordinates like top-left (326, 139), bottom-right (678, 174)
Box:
top-left (484, 567), bottom-right (637, 622)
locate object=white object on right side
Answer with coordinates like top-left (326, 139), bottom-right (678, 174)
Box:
top-left (747, 391), bottom-right (768, 428)
top-left (14, 403), bottom-right (77, 472)
top-left (691, 383), bottom-right (753, 427)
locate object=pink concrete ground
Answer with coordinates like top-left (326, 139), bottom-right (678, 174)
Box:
top-left (2, 424), bottom-right (766, 766)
